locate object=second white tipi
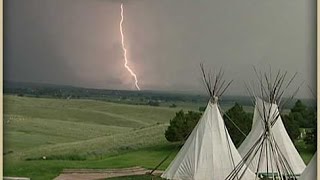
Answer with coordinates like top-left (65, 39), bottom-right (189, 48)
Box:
top-left (299, 153), bottom-right (317, 180)
top-left (227, 69), bottom-right (307, 179)
top-left (237, 98), bottom-right (306, 175)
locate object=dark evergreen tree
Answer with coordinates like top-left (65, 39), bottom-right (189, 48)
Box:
top-left (282, 113), bottom-right (301, 141)
top-left (223, 103), bottom-right (252, 147)
top-left (282, 99), bottom-right (317, 143)
top-left (304, 107), bottom-right (317, 151)
top-left (198, 106), bottom-right (206, 112)
top-left (290, 100), bottom-right (311, 128)
top-left (165, 110), bottom-right (202, 142)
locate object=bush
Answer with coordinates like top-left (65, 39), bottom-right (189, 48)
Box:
top-left (304, 129), bottom-right (317, 151)
top-left (199, 106), bottom-right (206, 112)
top-left (282, 113), bottom-right (300, 141)
top-left (304, 107), bottom-right (317, 150)
top-left (165, 110), bottom-right (202, 142)
top-left (223, 103), bottom-right (252, 147)
top-left (290, 100), bottom-right (315, 128)
top-left (282, 100), bottom-right (317, 142)
top-left (148, 101), bottom-right (160, 106)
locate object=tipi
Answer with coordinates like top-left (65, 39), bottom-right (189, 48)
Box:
top-left (161, 65), bottom-right (255, 180)
top-left (226, 69), bottom-right (306, 180)
top-left (237, 98), bottom-right (306, 175)
top-left (299, 153), bottom-right (317, 180)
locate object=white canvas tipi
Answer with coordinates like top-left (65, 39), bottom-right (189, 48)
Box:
top-left (161, 98), bottom-right (255, 180)
top-left (225, 69), bottom-right (307, 179)
top-left (299, 153), bottom-right (317, 180)
top-left (237, 98), bottom-right (306, 175)
top-left (161, 65), bottom-right (255, 180)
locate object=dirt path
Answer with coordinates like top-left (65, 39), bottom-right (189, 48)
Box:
top-left (54, 166), bottom-right (163, 180)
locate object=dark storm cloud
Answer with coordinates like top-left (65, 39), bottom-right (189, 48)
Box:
top-left (4, 0), bottom-right (316, 98)
top-left (4, 0), bottom-right (77, 84)
top-left (5, 0), bottom-right (126, 87)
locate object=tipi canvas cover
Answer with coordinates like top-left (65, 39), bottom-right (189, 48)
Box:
top-left (238, 98), bottom-right (306, 175)
top-left (161, 99), bottom-right (255, 180)
top-left (299, 153), bottom-right (316, 180)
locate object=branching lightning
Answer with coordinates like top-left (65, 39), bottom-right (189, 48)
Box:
top-left (120, 3), bottom-right (141, 90)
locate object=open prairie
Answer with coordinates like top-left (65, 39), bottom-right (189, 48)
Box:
top-left (4, 95), bottom-right (178, 179)
top-left (3, 95), bottom-right (314, 179)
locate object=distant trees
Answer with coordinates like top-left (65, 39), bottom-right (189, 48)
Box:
top-left (305, 107), bottom-right (317, 150)
top-left (224, 103), bottom-right (253, 147)
top-left (305, 126), bottom-right (317, 151)
top-left (282, 114), bottom-right (300, 141)
top-left (165, 110), bottom-right (202, 142)
top-left (282, 100), bottom-right (316, 148)
top-left (147, 101), bottom-right (160, 106)
top-left (165, 100), bottom-right (317, 150)
top-left (165, 103), bottom-right (252, 144)
top-left (290, 100), bottom-right (313, 128)
top-left (169, 104), bottom-right (177, 108)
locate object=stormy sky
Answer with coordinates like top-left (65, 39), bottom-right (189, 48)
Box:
top-left (4, 0), bottom-right (316, 98)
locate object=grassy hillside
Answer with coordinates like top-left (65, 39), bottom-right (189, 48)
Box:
top-left (4, 95), bottom-right (178, 179)
top-left (3, 95), bottom-right (314, 180)
top-left (4, 95), bottom-right (177, 150)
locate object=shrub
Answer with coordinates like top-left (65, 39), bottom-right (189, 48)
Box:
top-left (198, 106), bottom-right (206, 112)
top-left (165, 110), bottom-right (201, 142)
top-left (282, 113), bottom-right (301, 141)
top-left (223, 103), bottom-right (252, 147)
top-left (148, 101), bottom-right (160, 106)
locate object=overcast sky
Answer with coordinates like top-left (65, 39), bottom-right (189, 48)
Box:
top-left (4, 0), bottom-right (316, 98)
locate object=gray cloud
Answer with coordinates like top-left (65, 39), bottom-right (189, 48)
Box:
top-left (4, 0), bottom-right (316, 98)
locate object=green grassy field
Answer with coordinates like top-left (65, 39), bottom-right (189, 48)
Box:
top-left (3, 95), bottom-right (314, 180)
top-left (4, 95), bottom-right (180, 179)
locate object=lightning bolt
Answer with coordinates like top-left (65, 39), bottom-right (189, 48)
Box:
top-left (120, 3), bottom-right (141, 90)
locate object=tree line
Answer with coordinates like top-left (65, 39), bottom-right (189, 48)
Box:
top-left (165, 100), bottom-right (316, 150)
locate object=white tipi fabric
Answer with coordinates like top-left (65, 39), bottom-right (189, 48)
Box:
top-left (299, 153), bottom-right (316, 180)
top-left (238, 98), bottom-right (306, 175)
top-left (161, 101), bottom-right (255, 180)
